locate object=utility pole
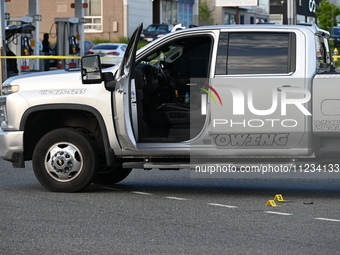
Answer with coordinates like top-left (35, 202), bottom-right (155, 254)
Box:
top-left (287, 0), bottom-right (296, 25)
top-left (0, 0), bottom-right (7, 82)
top-left (236, 7), bottom-right (239, 24)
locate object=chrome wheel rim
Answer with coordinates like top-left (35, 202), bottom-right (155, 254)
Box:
top-left (44, 142), bottom-right (83, 182)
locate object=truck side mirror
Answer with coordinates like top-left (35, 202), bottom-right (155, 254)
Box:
top-left (102, 72), bottom-right (117, 91)
top-left (81, 55), bottom-right (103, 84)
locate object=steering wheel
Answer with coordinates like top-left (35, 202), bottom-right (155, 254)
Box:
top-left (157, 60), bottom-right (176, 89)
top-left (156, 60), bottom-right (178, 103)
top-left (157, 60), bottom-right (167, 82)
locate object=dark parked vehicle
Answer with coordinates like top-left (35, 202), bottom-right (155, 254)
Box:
top-left (331, 27), bottom-right (340, 48)
top-left (140, 24), bottom-right (173, 42)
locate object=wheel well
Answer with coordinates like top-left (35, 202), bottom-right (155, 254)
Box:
top-left (314, 134), bottom-right (340, 162)
top-left (23, 109), bottom-right (106, 162)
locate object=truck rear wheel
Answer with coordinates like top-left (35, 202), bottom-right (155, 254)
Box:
top-left (92, 167), bottom-right (132, 185)
top-left (32, 128), bottom-right (98, 192)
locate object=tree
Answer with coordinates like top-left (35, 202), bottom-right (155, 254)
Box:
top-left (199, 1), bottom-right (214, 26)
top-left (316, 0), bottom-right (340, 33)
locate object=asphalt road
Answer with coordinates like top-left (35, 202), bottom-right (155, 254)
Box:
top-left (1, 158), bottom-right (340, 255)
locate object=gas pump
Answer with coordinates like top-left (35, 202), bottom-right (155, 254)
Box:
top-left (54, 17), bottom-right (80, 69)
top-left (21, 36), bottom-right (31, 56)
top-left (69, 35), bottom-right (78, 55)
top-left (5, 16), bottom-right (35, 75)
top-left (20, 28), bottom-right (34, 71)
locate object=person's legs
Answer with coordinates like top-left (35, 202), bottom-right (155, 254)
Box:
top-left (44, 53), bottom-right (50, 71)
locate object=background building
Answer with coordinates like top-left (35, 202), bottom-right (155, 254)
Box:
top-left (270, 0), bottom-right (320, 24)
top-left (6, 0), bottom-right (149, 42)
top-left (5, 0), bottom-right (198, 43)
top-left (153, 0), bottom-right (198, 28)
top-left (205, 0), bottom-right (270, 25)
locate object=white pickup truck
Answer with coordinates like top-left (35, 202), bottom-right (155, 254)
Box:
top-left (0, 24), bottom-right (338, 192)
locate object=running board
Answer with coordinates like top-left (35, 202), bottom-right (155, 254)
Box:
top-left (122, 162), bottom-right (320, 170)
top-left (123, 162), bottom-right (189, 170)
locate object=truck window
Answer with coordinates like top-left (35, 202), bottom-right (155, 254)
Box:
top-left (216, 32), bottom-right (296, 75)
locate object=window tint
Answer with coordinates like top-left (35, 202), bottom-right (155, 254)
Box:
top-left (146, 25), bottom-right (158, 32)
top-left (146, 25), bottom-right (169, 32)
top-left (158, 25), bottom-right (169, 32)
top-left (332, 28), bottom-right (340, 36)
top-left (216, 32), bottom-right (295, 75)
top-left (93, 44), bottom-right (118, 50)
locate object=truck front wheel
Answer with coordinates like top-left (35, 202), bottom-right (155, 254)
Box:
top-left (32, 128), bottom-right (98, 192)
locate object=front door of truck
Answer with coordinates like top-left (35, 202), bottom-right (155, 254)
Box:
top-left (112, 24), bottom-right (143, 150)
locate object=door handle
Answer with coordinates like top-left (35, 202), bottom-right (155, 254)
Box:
top-left (117, 87), bottom-right (123, 94)
top-left (277, 85), bottom-right (299, 92)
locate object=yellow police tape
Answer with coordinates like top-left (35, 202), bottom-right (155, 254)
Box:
top-left (0, 55), bottom-right (122, 59)
top-left (3, 55), bottom-right (336, 61)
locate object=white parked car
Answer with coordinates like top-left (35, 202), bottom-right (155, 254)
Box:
top-left (86, 43), bottom-right (127, 67)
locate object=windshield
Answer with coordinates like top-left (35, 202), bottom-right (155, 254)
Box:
top-left (140, 44), bottom-right (184, 68)
top-left (146, 25), bottom-right (168, 32)
top-left (93, 45), bottom-right (118, 50)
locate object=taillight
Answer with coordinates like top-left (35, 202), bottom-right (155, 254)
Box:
top-left (87, 51), bottom-right (94, 54)
top-left (107, 52), bottom-right (120, 56)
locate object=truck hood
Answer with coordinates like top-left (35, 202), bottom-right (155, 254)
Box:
top-left (3, 66), bottom-right (118, 89)
top-left (4, 69), bottom-right (81, 87)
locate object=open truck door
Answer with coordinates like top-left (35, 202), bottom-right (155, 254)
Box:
top-left (81, 24), bottom-right (143, 150)
top-left (110, 23), bottom-right (143, 150)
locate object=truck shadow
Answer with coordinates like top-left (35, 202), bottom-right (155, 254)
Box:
top-left (90, 169), bottom-right (340, 198)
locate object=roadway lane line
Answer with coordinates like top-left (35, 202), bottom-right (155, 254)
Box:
top-left (265, 211), bottom-right (293, 216)
top-left (207, 203), bottom-right (238, 208)
top-left (131, 191), bottom-right (152, 195)
top-left (166, 196), bottom-right (189, 201)
top-left (315, 218), bottom-right (340, 222)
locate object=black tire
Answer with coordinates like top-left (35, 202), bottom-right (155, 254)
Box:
top-left (32, 128), bottom-right (98, 192)
top-left (92, 166), bottom-right (132, 185)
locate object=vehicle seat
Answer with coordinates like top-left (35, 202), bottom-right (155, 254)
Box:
top-left (160, 103), bottom-right (190, 126)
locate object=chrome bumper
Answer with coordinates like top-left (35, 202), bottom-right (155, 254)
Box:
top-left (0, 128), bottom-right (24, 162)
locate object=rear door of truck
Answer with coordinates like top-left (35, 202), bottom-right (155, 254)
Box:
top-left (204, 27), bottom-right (312, 156)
